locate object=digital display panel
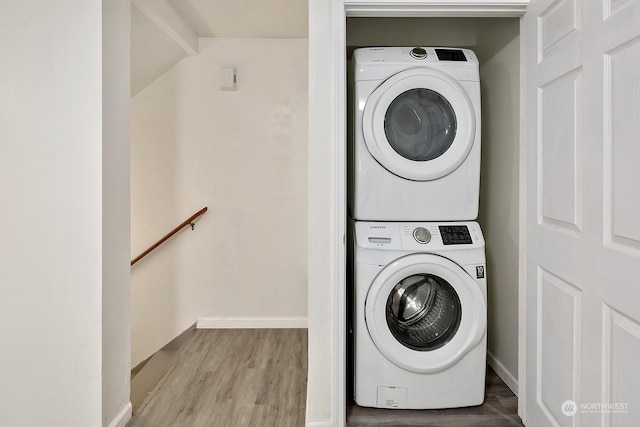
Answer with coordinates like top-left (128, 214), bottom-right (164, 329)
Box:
top-left (439, 225), bottom-right (473, 245)
top-left (435, 49), bottom-right (467, 61)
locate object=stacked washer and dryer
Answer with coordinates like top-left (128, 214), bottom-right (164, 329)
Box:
top-left (349, 47), bottom-right (488, 409)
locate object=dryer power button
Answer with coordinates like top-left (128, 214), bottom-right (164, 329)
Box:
top-left (410, 47), bottom-right (427, 60)
top-left (413, 227), bottom-right (431, 244)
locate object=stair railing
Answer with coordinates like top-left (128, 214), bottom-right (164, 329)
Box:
top-left (131, 206), bottom-right (208, 266)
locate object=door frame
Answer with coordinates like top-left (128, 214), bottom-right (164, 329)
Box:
top-left (308, 1), bottom-right (529, 425)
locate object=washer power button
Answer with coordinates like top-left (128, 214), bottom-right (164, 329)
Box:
top-left (413, 227), bottom-right (431, 244)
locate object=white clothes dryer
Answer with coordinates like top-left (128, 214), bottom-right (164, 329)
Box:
top-left (352, 220), bottom-right (487, 409)
top-left (349, 47), bottom-right (481, 221)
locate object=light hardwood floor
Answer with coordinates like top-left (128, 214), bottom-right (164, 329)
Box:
top-left (128, 329), bottom-right (307, 427)
top-left (129, 328), bottom-right (520, 426)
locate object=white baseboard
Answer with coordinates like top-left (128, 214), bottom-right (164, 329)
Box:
top-left (487, 350), bottom-right (518, 396)
top-left (196, 317), bottom-right (308, 329)
top-left (107, 401), bottom-right (132, 427)
top-left (306, 419), bottom-right (334, 427)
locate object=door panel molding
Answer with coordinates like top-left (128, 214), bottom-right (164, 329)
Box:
top-left (537, 66), bottom-right (583, 237)
top-left (603, 36), bottom-right (640, 256)
top-left (525, 0), bottom-right (640, 426)
top-left (536, 266), bottom-right (583, 427)
top-left (537, 0), bottom-right (581, 63)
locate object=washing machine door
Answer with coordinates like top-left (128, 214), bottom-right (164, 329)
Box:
top-left (365, 253), bottom-right (486, 374)
top-left (363, 68), bottom-right (476, 181)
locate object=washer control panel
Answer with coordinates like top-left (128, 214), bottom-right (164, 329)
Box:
top-left (355, 221), bottom-right (484, 250)
top-left (439, 225), bottom-right (473, 245)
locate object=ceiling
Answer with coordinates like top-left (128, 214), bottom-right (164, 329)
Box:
top-left (131, 0), bottom-right (308, 95)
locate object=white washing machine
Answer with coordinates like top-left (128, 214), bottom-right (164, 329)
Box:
top-left (349, 47), bottom-right (481, 221)
top-left (352, 220), bottom-right (487, 409)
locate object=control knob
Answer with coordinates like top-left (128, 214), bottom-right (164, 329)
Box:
top-left (410, 47), bottom-right (427, 60)
top-left (413, 227), bottom-right (431, 244)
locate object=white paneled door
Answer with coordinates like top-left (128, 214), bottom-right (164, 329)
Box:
top-left (525, 0), bottom-right (640, 426)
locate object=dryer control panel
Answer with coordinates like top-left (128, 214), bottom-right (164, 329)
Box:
top-left (435, 48), bottom-right (467, 61)
top-left (353, 46), bottom-right (478, 65)
top-left (352, 46), bottom-right (479, 83)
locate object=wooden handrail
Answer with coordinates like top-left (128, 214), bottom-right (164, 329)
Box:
top-left (131, 207), bottom-right (208, 266)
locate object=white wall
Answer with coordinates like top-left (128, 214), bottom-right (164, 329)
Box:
top-left (131, 37), bottom-right (309, 366)
top-left (476, 18), bottom-right (521, 391)
top-left (0, 1), bottom-right (130, 425)
top-left (102, 0), bottom-right (133, 426)
top-left (347, 17), bottom-right (478, 47)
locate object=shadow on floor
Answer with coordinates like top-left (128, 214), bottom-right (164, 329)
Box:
top-left (347, 366), bottom-right (524, 426)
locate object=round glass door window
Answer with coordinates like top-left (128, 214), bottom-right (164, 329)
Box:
top-left (384, 89), bottom-right (457, 162)
top-left (386, 273), bottom-right (462, 351)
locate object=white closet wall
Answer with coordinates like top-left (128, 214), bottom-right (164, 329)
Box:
top-left (476, 18), bottom-right (520, 391)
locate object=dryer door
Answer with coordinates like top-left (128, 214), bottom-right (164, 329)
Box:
top-left (365, 253), bottom-right (486, 374)
top-left (363, 68), bottom-right (476, 181)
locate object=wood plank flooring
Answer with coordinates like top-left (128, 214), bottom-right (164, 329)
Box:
top-left (347, 366), bottom-right (523, 427)
top-left (129, 328), bottom-right (521, 427)
top-left (128, 329), bottom-right (307, 427)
